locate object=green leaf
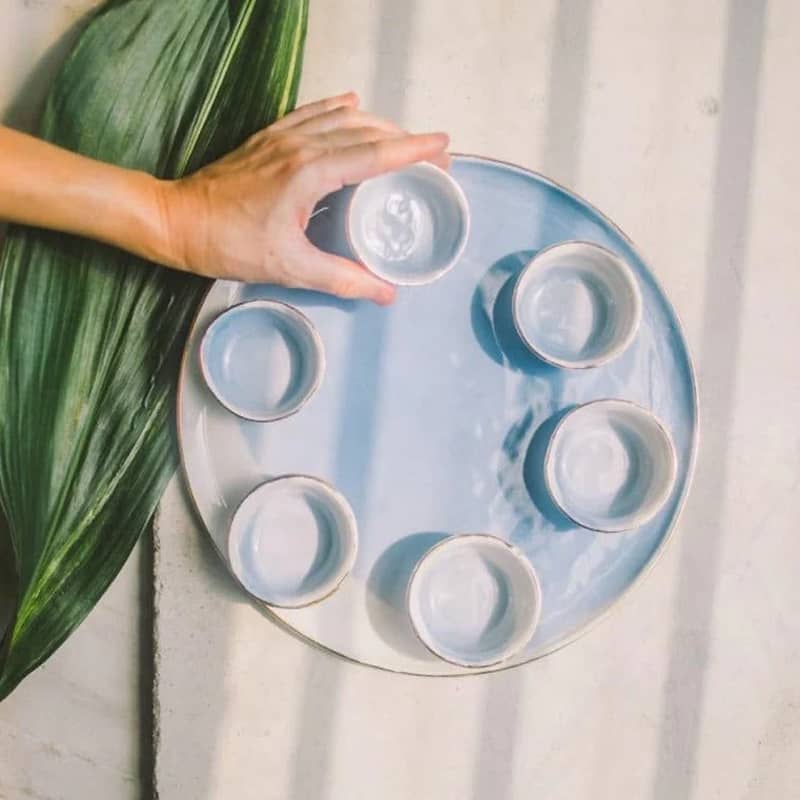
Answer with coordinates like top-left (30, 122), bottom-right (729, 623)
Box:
top-left (0, 0), bottom-right (308, 699)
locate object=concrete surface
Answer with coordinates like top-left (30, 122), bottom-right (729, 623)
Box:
top-left (154, 1), bottom-right (800, 799)
top-left (0, 3), bottom-right (144, 799)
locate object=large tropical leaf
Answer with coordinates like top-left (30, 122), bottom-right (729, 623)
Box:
top-left (0, 0), bottom-right (307, 699)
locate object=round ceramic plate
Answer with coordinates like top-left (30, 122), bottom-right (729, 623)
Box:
top-left (177, 155), bottom-right (698, 676)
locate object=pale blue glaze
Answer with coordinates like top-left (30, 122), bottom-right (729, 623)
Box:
top-left (545, 400), bottom-right (678, 533)
top-left (513, 241), bottom-right (641, 368)
top-left (227, 476), bottom-right (357, 608)
top-left (204, 156), bottom-right (698, 662)
top-left (517, 264), bottom-right (613, 360)
top-left (347, 163), bottom-right (469, 285)
top-left (201, 301), bottom-right (323, 422)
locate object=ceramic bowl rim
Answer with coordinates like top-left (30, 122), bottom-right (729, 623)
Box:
top-left (199, 299), bottom-right (326, 423)
top-left (543, 399), bottom-right (679, 533)
top-left (227, 474), bottom-right (359, 609)
top-left (406, 533), bottom-right (543, 668)
top-left (345, 161), bottom-right (471, 286)
top-left (511, 240), bottom-right (643, 369)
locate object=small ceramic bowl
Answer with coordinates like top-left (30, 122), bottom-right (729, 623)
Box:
top-left (544, 400), bottom-right (678, 532)
top-left (227, 475), bottom-right (358, 608)
top-left (512, 241), bottom-right (642, 368)
top-left (346, 162), bottom-right (470, 285)
top-left (200, 300), bottom-right (324, 422)
top-left (406, 534), bottom-right (542, 668)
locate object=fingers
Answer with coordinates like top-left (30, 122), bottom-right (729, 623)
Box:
top-left (426, 148), bottom-right (451, 171)
top-left (292, 106), bottom-right (403, 136)
top-left (302, 111), bottom-right (449, 167)
top-left (294, 242), bottom-right (396, 305)
top-left (269, 91), bottom-right (359, 132)
top-left (315, 133), bottom-right (450, 191)
top-left (319, 126), bottom-right (402, 150)
top-left (268, 94), bottom-right (450, 172)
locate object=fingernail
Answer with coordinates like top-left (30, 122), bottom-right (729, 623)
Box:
top-left (375, 284), bottom-right (397, 306)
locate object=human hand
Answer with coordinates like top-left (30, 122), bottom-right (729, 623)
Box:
top-left (156, 92), bottom-right (450, 305)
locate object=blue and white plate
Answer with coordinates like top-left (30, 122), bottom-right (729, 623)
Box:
top-left (177, 155), bottom-right (699, 676)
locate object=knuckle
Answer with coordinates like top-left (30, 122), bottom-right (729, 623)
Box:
top-left (274, 132), bottom-right (304, 153)
top-left (245, 126), bottom-right (274, 149)
top-left (243, 132), bottom-right (259, 150)
top-left (332, 106), bottom-right (358, 126)
top-left (274, 136), bottom-right (318, 173)
top-left (364, 140), bottom-right (383, 167)
top-left (288, 149), bottom-right (316, 172)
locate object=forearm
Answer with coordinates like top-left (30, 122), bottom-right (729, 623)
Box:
top-left (0, 125), bottom-right (173, 264)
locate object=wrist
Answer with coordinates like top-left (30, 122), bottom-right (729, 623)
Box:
top-left (95, 168), bottom-right (184, 270)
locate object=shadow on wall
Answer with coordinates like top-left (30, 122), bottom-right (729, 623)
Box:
top-left (541, 0), bottom-right (595, 189)
top-left (159, 474), bottom-right (243, 800)
top-left (652, 2), bottom-right (768, 799)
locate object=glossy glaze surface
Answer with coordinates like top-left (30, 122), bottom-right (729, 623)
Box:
top-left (200, 300), bottom-right (324, 422)
top-left (228, 476), bottom-right (358, 607)
top-left (545, 400), bottom-right (678, 532)
top-left (407, 535), bottom-right (541, 667)
top-left (513, 242), bottom-right (641, 368)
top-left (178, 156), bottom-right (698, 675)
top-left (347, 163), bottom-right (469, 285)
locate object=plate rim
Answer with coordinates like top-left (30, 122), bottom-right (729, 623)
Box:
top-left (175, 152), bottom-right (701, 677)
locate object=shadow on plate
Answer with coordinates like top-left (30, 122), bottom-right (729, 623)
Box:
top-left (238, 283), bottom-right (360, 313)
top-left (491, 405), bottom-right (574, 540)
top-left (522, 407), bottom-right (576, 532)
top-left (306, 186), bottom-right (358, 261)
top-left (471, 250), bottom-right (561, 377)
top-left (366, 531), bottom-right (449, 660)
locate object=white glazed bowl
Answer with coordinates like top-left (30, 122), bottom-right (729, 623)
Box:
top-left (512, 241), bottom-right (642, 368)
top-left (346, 162), bottom-right (470, 286)
top-left (545, 400), bottom-right (678, 532)
top-left (228, 475), bottom-right (358, 607)
top-left (407, 534), bottom-right (542, 668)
top-left (200, 300), bottom-right (324, 422)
